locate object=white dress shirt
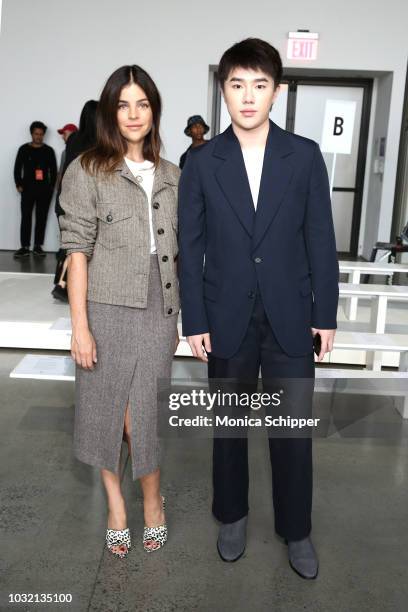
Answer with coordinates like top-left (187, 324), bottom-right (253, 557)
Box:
top-left (242, 147), bottom-right (265, 210)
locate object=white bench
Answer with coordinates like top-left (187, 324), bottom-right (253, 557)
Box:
top-left (333, 330), bottom-right (408, 371)
top-left (177, 330), bottom-right (408, 372)
top-left (339, 283), bottom-right (408, 331)
top-left (339, 260), bottom-right (408, 320)
top-left (0, 316), bottom-right (192, 356)
top-left (12, 329), bottom-right (408, 380)
top-left (314, 368), bottom-right (408, 419)
top-left (10, 354), bottom-right (408, 419)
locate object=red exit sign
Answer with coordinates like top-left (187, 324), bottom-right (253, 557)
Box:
top-left (287, 32), bottom-right (319, 60)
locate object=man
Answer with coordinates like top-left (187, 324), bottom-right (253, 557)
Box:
top-left (13, 121), bottom-right (57, 258)
top-left (178, 38), bottom-right (339, 579)
top-left (179, 115), bottom-right (210, 169)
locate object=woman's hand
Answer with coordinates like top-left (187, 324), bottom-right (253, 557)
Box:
top-left (71, 326), bottom-right (97, 369)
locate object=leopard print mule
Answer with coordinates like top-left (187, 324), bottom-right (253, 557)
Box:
top-left (106, 527), bottom-right (131, 558)
top-left (143, 496), bottom-right (167, 552)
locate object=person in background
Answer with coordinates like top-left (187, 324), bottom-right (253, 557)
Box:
top-left (58, 123), bottom-right (78, 144)
top-left (13, 121), bottom-right (57, 259)
top-left (179, 115), bottom-right (210, 169)
top-left (63, 100), bottom-right (99, 171)
top-left (52, 103), bottom-right (98, 302)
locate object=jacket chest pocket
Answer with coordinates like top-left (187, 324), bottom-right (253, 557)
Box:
top-left (96, 202), bottom-right (133, 249)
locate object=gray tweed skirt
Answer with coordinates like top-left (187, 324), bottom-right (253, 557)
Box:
top-left (73, 255), bottom-right (177, 480)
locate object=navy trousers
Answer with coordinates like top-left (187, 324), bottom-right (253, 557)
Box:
top-left (208, 289), bottom-right (315, 541)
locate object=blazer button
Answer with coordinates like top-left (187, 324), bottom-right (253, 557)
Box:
top-left (165, 282), bottom-right (171, 289)
top-left (106, 214), bottom-right (113, 222)
top-left (254, 257), bottom-right (262, 264)
top-left (162, 255), bottom-right (169, 262)
top-left (157, 228), bottom-right (164, 235)
top-left (167, 308), bottom-right (173, 314)
top-left (153, 202), bottom-right (160, 209)
top-left (248, 291), bottom-right (255, 299)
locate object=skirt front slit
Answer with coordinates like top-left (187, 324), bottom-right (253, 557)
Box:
top-left (73, 255), bottom-right (177, 480)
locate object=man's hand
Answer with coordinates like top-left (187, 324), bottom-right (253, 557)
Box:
top-left (17, 186), bottom-right (23, 193)
top-left (311, 328), bottom-right (336, 362)
top-left (187, 333), bottom-right (212, 362)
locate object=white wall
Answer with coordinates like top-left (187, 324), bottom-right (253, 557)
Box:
top-left (0, 0), bottom-right (407, 252)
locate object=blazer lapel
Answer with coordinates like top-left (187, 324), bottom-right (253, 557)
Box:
top-left (214, 126), bottom-right (255, 237)
top-left (252, 120), bottom-right (295, 251)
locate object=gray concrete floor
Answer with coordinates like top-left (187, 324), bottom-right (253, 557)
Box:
top-left (1, 349), bottom-right (408, 612)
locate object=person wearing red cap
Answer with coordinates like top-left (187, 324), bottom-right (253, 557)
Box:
top-left (57, 123), bottom-right (78, 142)
top-left (55, 123), bottom-right (78, 214)
top-left (51, 123), bottom-right (78, 299)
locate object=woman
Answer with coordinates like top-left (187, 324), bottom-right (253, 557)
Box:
top-left (59, 65), bottom-right (180, 558)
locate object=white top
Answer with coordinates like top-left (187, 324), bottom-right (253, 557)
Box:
top-left (124, 157), bottom-right (156, 254)
top-left (242, 147), bottom-right (265, 210)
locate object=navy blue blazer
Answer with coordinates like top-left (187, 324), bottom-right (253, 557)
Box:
top-left (178, 119), bottom-right (339, 359)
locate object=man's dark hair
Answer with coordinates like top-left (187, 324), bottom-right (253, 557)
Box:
top-left (218, 38), bottom-right (283, 90)
top-left (30, 121), bottom-right (47, 134)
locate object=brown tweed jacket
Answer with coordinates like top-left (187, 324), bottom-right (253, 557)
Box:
top-left (59, 156), bottom-right (181, 315)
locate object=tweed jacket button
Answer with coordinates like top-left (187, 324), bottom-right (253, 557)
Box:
top-left (153, 202), bottom-right (160, 209)
top-left (106, 214), bottom-right (113, 222)
top-left (165, 282), bottom-right (171, 289)
top-left (167, 308), bottom-right (173, 314)
top-left (157, 228), bottom-right (164, 235)
top-left (162, 255), bottom-right (168, 262)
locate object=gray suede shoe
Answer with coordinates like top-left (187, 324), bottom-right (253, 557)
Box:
top-left (217, 516), bottom-right (248, 562)
top-left (287, 536), bottom-right (319, 579)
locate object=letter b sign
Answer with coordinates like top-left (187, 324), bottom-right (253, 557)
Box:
top-left (321, 100), bottom-right (356, 154)
top-left (333, 116), bottom-right (344, 136)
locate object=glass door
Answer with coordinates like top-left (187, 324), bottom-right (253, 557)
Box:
top-left (293, 83), bottom-right (369, 256)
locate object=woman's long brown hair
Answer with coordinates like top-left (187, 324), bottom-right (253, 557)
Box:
top-left (81, 65), bottom-right (162, 174)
